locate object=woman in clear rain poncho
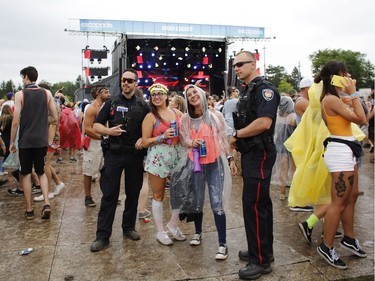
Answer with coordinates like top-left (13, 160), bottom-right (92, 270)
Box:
top-left (170, 84), bottom-right (237, 260)
top-left (271, 95), bottom-right (297, 200)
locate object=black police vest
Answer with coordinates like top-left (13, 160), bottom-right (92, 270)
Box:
top-left (107, 95), bottom-right (145, 148)
top-left (234, 77), bottom-right (276, 140)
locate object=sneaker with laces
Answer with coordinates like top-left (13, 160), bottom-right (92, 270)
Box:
top-left (32, 185), bottom-right (41, 194)
top-left (24, 210), bottom-right (34, 220)
top-left (34, 193), bottom-right (54, 202)
top-left (298, 221), bottom-right (313, 244)
top-left (317, 242), bottom-right (347, 269)
top-left (69, 157), bottom-right (77, 163)
top-left (215, 244), bottom-right (228, 260)
top-left (53, 182), bottom-right (65, 196)
top-left (85, 196), bottom-right (96, 207)
top-left (190, 233), bottom-right (202, 246)
top-left (166, 223), bottom-right (186, 241)
top-left (156, 231), bottom-right (173, 245)
top-left (8, 188), bottom-right (24, 196)
top-left (41, 204), bottom-right (51, 220)
top-left (339, 237), bottom-right (367, 258)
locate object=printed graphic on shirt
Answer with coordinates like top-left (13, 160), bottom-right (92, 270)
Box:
top-left (116, 106), bottom-right (128, 112)
top-left (262, 89), bottom-right (274, 101)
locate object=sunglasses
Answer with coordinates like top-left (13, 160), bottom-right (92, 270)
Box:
top-left (233, 61), bottom-right (254, 68)
top-left (150, 92), bottom-right (166, 98)
top-left (122, 78), bottom-right (136, 84)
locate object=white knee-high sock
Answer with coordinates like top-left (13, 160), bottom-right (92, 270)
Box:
top-left (152, 199), bottom-right (164, 232)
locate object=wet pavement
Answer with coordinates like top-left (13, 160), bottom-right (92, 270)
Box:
top-left (0, 150), bottom-right (373, 281)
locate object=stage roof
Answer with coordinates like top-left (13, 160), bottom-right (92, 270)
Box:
top-left (68, 18), bottom-right (265, 39)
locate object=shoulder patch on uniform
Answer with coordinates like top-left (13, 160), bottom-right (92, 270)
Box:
top-left (262, 89), bottom-right (274, 101)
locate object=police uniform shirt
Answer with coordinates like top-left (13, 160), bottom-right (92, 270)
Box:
top-left (249, 77), bottom-right (280, 124)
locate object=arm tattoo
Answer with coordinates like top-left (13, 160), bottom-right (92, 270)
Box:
top-left (335, 172), bottom-right (346, 197)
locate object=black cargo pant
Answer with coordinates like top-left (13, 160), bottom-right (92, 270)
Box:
top-left (96, 149), bottom-right (144, 241)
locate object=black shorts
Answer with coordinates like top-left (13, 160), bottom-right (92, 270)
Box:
top-left (19, 147), bottom-right (47, 175)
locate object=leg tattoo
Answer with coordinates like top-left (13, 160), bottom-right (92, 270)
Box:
top-left (335, 172), bottom-right (346, 197)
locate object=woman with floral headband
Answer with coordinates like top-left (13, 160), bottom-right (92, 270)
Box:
top-left (142, 83), bottom-right (185, 245)
top-left (170, 84), bottom-right (237, 260)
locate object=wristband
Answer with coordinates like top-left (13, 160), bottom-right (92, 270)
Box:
top-left (161, 134), bottom-right (165, 141)
top-left (10, 141), bottom-right (14, 144)
top-left (157, 136), bottom-right (161, 143)
top-left (350, 92), bottom-right (359, 98)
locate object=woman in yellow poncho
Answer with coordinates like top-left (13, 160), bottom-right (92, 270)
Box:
top-left (284, 81), bottom-right (365, 244)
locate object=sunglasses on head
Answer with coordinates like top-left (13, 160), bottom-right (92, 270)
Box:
top-left (122, 78), bottom-right (136, 84)
top-left (233, 61), bottom-right (254, 68)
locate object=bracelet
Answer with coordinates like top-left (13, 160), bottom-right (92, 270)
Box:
top-left (10, 141), bottom-right (14, 144)
top-left (157, 136), bottom-right (161, 143)
top-left (161, 134), bottom-right (165, 141)
top-left (350, 92), bottom-right (359, 97)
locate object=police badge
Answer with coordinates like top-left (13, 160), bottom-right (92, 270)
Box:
top-left (262, 89), bottom-right (274, 101)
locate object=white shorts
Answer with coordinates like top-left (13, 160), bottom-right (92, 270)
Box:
top-left (83, 139), bottom-right (104, 176)
top-left (324, 135), bottom-right (356, 172)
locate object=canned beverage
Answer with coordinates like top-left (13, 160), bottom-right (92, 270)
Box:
top-left (199, 140), bottom-right (207, 157)
top-left (19, 248), bottom-right (33, 255)
top-left (170, 120), bottom-right (178, 137)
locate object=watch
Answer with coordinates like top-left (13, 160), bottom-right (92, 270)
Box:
top-left (232, 130), bottom-right (238, 139)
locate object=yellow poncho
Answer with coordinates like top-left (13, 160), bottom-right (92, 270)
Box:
top-left (284, 82), bottom-right (365, 206)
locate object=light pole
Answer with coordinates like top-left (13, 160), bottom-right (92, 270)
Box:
top-left (263, 45), bottom-right (266, 79)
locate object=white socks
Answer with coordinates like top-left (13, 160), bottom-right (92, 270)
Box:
top-left (152, 199), bottom-right (164, 232)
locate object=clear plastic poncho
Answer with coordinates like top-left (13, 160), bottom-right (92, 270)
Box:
top-left (284, 82), bottom-right (365, 206)
top-left (170, 85), bottom-right (232, 215)
top-left (271, 96), bottom-right (297, 187)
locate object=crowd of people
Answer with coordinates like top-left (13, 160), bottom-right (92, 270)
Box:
top-left (0, 55), bottom-right (373, 280)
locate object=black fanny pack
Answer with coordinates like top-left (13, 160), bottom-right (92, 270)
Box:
top-left (323, 137), bottom-right (363, 158)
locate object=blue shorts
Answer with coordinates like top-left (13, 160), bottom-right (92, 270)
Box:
top-left (144, 144), bottom-right (181, 178)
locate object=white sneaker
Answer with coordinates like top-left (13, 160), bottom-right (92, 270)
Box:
top-left (166, 223), bottom-right (186, 241)
top-left (190, 233), bottom-right (202, 246)
top-left (34, 193), bottom-right (54, 202)
top-left (53, 182), bottom-right (65, 196)
top-left (215, 244), bottom-right (228, 260)
top-left (156, 231), bottom-right (173, 246)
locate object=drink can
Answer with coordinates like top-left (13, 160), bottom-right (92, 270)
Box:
top-left (199, 140), bottom-right (207, 157)
top-left (19, 248), bottom-right (33, 255)
top-left (171, 120), bottom-right (178, 137)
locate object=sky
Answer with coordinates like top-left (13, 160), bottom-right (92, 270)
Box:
top-left (1, 0), bottom-right (374, 87)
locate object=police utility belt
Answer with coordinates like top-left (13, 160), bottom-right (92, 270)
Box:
top-left (236, 135), bottom-right (274, 154)
top-left (108, 143), bottom-right (138, 154)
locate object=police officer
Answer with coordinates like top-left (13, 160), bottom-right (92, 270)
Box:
top-left (229, 51), bottom-right (280, 280)
top-left (90, 69), bottom-right (150, 252)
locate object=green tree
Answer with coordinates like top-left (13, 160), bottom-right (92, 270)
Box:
top-left (289, 67), bottom-right (301, 90)
top-left (277, 79), bottom-right (294, 94)
top-left (265, 65), bottom-right (288, 88)
top-left (0, 80), bottom-right (16, 98)
top-left (309, 49), bottom-right (375, 88)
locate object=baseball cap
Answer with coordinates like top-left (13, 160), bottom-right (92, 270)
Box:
top-left (6, 92), bottom-right (14, 100)
top-left (299, 77), bottom-right (313, 89)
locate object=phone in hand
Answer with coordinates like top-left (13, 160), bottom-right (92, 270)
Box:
top-left (330, 75), bottom-right (346, 89)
